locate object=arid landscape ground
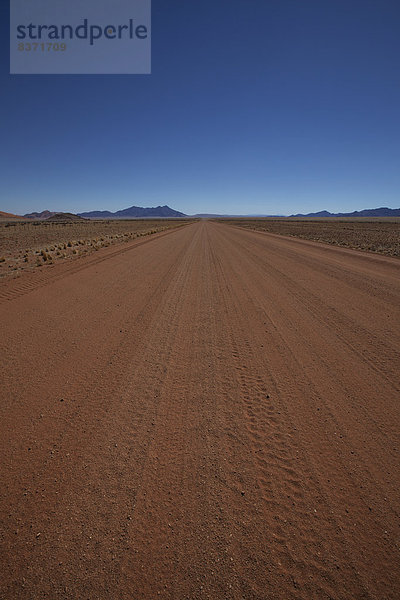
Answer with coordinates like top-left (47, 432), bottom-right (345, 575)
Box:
top-left (222, 218), bottom-right (400, 257)
top-left (1, 219), bottom-right (399, 599)
top-left (0, 218), bottom-right (192, 278)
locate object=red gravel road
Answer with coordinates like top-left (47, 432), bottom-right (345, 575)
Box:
top-left (1, 221), bottom-right (399, 600)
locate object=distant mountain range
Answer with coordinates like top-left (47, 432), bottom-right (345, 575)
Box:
top-left (21, 205), bottom-right (186, 220)
top-left (193, 207), bottom-right (400, 218)
top-left (192, 207), bottom-right (400, 218)
top-left (78, 205), bottom-right (186, 219)
top-left (2, 205), bottom-right (399, 221)
top-left (290, 207), bottom-right (400, 218)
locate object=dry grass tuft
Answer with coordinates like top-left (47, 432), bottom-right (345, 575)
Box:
top-left (0, 218), bottom-right (193, 278)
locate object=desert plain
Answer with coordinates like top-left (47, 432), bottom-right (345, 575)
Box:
top-left (1, 218), bottom-right (399, 599)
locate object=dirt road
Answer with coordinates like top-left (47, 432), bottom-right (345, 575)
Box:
top-left (1, 221), bottom-right (399, 600)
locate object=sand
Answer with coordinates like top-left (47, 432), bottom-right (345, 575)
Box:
top-left (1, 221), bottom-right (399, 599)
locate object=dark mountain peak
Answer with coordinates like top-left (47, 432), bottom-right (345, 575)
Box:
top-left (24, 210), bottom-right (56, 219)
top-left (78, 205), bottom-right (186, 219)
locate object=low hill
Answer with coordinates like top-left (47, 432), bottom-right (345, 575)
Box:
top-left (24, 210), bottom-right (86, 221)
top-left (46, 213), bottom-right (87, 222)
top-left (0, 211), bottom-right (26, 219)
top-left (24, 210), bottom-right (56, 219)
top-left (78, 205), bottom-right (186, 219)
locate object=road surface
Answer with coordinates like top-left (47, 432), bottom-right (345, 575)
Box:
top-left (1, 221), bottom-right (399, 599)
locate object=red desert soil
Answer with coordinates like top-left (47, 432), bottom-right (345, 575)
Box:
top-left (1, 221), bottom-right (399, 600)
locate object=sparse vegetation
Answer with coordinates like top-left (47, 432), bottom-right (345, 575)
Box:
top-left (221, 218), bottom-right (400, 258)
top-left (0, 218), bottom-right (193, 278)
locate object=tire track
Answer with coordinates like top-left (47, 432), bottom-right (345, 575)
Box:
top-left (211, 222), bottom-right (400, 599)
top-left (210, 238), bottom-right (370, 599)
top-left (0, 225), bottom-right (192, 305)
top-left (218, 225), bottom-right (400, 387)
top-left (0, 225), bottom-right (201, 599)
top-left (1, 220), bottom-right (399, 600)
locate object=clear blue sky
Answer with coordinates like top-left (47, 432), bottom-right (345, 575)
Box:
top-left (1, 0), bottom-right (399, 216)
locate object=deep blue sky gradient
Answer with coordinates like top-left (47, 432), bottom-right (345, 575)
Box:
top-left (1, 0), bottom-right (399, 215)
